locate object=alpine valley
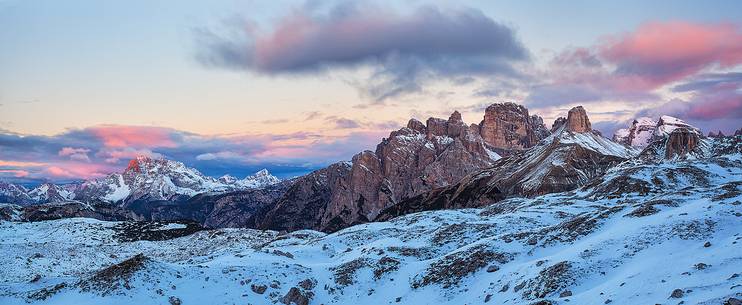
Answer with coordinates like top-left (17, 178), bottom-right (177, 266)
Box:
top-left (1, 103), bottom-right (741, 305)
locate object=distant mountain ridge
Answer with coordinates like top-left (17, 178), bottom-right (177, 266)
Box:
top-left (0, 156), bottom-right (280, 205)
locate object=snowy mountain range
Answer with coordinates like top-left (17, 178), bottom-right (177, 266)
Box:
top-left (1, 103), bottom-right (741, 305)
top-left (0, 156), bottom-right (280, 205)
top-left (0, 104), bottom-right (740, 304)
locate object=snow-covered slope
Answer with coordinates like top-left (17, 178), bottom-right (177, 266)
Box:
top-left (613, 117), bottom-right (657, 148)
top-left (654, 115), bottom-right (700, 138)
top-left (216, 172), bottom-right (281, 188)
top-left (27, 183), bottom-right (75, 203)
top-left (0, 142), bottom-right (740, 305)
top-left (614, 115), bottom-right (701, 149)
top-left (237, 169), bottom-right (281, 188)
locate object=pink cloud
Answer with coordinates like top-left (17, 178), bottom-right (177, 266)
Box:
top-left (600, 21), bottom-right (742, 86)
top-left (87, 125), bottom-right (178, 148)
top-left (58, 147), bottom-right (91, 162)
top-left (95, 148), bottom-right (164, 164)
top-left (0, 160), bottom-right (46, 167)
top-left (44, 163), bottom-right (111, 179)
top-left (686, 92), bottom-right (742, 120)
top-left (46, 166), bottom-right (73, 178)
top-left (0, 169), bottom-right (29, 177)
top-left (527, 21), bottom-right (742, 108)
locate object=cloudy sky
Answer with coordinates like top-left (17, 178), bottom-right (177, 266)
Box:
top-left (1, 0), bottom-right (741, 184)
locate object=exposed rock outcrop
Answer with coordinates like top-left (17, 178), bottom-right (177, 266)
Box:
top-left (478, 103), bottom-right (550, 154)
top-left (637, 118), bottom-right (708, 161)
top-left (550, 117), bottom-right (567, 133)
top-left (653, 115), bottom-right (700, 140)
top-left (260, 111), bottom-right (499, 232)
top-left (664, 128), bottom-right (701, 159)
top-left (565, 106), bottom-right (591, 133)
top-left (377, 106), bottom-right (636, 220)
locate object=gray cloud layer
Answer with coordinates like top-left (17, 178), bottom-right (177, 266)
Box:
top-left (196, 4), bottom-right (529, 101)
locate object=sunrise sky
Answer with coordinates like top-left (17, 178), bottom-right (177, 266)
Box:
top-left (1, 0), bottom-right (741, 183)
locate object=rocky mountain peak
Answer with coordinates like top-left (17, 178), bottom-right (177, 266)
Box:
top-left (28, 183), bottom-right (74, 203)
top-left (124, 155), bottom-right (161, 173)
top-left (218, 174), bottom-right (238, 184)
top-left (707, 130), bottom-right (725, 138)
top-left (378, 105), bottom-right (637, 220)
top-left (478, 102), bottom-right (549, 152)
top-left (0, 182), bottom-right (33, 205)
top-left (613, 117), bottom-right (657, 148)
top-left (664, 128), bottom-right (701, 159)
top-left (551, 117), bottom-right (567, 133)
top-left (448, 110), bottom-right (463, 124)
top-left (654, 115), bottom-right (700, 139)
top-left (252, 169), bottom-right (271, 177)
top-left (243, 169), bottom-right (280, 187)
top-left (565, 106), bottom-right (592, 133)
top-left (406, 118), bottom-right (426, 133)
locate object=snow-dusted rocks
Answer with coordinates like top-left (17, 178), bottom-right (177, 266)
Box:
top-left (664, 128), bottom-right (702, 159)
top-left (614, 115), bottom-right (701, 149)
top-left (613, 117), bottom-right (657, 147)
top-left (241, 169), bottom-right (281, 188)
top-left (654, 115), bottom-right (701, 139)
top-left (0, 182), bottom-right (32, 205)
top-left (0, 183), bottom-right (75, 205)
top-left (378, 106), bottom-right (638, 219)
top-left (217, 170), bottom-right (280, 189)
top-left (27, 183), bottom-right (75, 203)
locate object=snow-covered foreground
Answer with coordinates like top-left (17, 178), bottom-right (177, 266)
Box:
top-left (1, 155), bottom-right (741, 305)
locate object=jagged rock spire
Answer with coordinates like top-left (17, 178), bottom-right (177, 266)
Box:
top-left (566, 106), bottom-right (592, 133)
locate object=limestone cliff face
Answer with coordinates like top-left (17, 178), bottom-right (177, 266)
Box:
top-left (664, 128), bottom-right (701, 159)
top-left (565, 106), bottom-right (592, 133)
top-left (478, 103), bottom-right (549, 153)
top-left (260, 111), bottom-right (499, 232)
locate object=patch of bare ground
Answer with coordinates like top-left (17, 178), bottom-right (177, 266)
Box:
top-left (412, 244), bottom-right (511, 289)
top-left (520, 261), bottom-right (575, 300)
top-left (77, 253), bottom-right (148, 295)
